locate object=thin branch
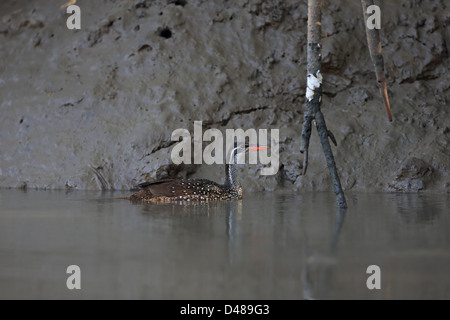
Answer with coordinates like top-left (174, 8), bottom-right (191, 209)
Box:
top-left (361, 0), bottom-right (392, 121)
top-left (300, 0), bottom-right (347, 209)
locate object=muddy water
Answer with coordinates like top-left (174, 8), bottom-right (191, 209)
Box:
top-left (0, 189), bottom-right (449, 299)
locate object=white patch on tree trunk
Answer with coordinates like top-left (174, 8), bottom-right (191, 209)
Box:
top-left (306, 71), bottom-right (322, 101)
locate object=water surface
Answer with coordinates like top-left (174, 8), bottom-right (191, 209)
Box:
top-left (0, 189), bottom-right (449, 299)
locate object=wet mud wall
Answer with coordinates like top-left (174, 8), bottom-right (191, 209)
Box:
top-left (0, 0), bottom-right (448, 192)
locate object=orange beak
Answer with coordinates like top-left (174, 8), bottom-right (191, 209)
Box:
top-left (249, 146), bottom-right (269, 151)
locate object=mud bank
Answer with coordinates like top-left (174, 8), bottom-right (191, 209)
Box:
top-left (0, 0), bottom-right (448, 193)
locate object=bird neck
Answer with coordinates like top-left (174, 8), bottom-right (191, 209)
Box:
top-left (224, 147), bottom-right (240, 189)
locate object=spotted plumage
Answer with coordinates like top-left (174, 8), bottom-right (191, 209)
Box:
top-left (127, 144), bottom-right (266, 202)
top-left (128, 178), bottom-right (242, 202)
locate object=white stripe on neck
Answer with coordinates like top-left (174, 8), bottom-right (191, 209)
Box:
top-left (228, 147), bottom-right (239, 186)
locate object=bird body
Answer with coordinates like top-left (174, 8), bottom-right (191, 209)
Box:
top-left (127, 144), bottom-right (266, 202)
top-left (128, 178), bottom-right (242, 202)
